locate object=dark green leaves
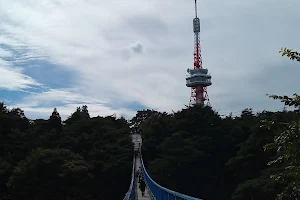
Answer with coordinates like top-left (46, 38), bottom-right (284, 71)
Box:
top-left (279, 48), bottom-right (300, 61)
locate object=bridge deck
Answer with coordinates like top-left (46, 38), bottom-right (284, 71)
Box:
top-left (135, 155), bottom-right (152, 200)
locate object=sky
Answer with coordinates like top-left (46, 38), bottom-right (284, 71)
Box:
top-left (0, 0), bottom-right (300, 120)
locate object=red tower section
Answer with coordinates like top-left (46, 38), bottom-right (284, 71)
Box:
top-left (186, 0), bottom-right (211, 106)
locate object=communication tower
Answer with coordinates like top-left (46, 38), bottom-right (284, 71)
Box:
top-left (186, 0), bottom-right (212, 106)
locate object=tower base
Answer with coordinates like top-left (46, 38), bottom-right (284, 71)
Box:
top-left (189, 86), bottom-right (210, 106)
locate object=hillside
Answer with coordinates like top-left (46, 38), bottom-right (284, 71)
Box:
top-left (133, 106), bottom-right (299, 200)
top-left (1, 99), bottom-right (299, 200)
top-left (0, 104), bottom-right (133, 200)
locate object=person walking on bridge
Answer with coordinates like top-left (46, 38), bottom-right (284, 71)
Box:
top-left (139, 176), bottom-right (146, 196)
top-left (136, 166), bottom-right (141, 178)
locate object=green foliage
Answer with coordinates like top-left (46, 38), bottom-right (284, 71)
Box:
top-left (261, 50), bottom-right (300, 199)
top-left (64, 105), bottom-right (91, 125)
top-left (279, 48), bottom-right (300, 61)
top-left (231, 168), bottom-right (282, 200)
top-left (131, 104), bottom-right (297, 200)
top-left (0, 104), bottom-right (133, 200)
top-left (129, 109), bottom-right (162, 135)
top-left (7, 148), bottom-right (93, 200)
top-left (263, 94), bottom-right (300, 200)
top-left (267, 93), bottom-right (300, 107)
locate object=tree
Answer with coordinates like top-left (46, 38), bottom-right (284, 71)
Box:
top-left (279, 48), bottom-right (300, 61)
top-left (7, 148), bottom-right (93, 200)
top-left (241, 108), bottom-right (254, 118)
top-left (0, 102), bottom-right (9, 114)
top-left (81, 105), bottom-right (90, 119)
top-left (0, 102), bottom-right (133, 200)
top-left (263, 48), bottom-right (300, 200)
top-left (129, 109), bottom-right (161, 134)
top-left (9, 108), bottom-right (25, 118)
top-left (263, 94), bottom-right (300, 200)
top-left (49, 108), bottom-right (62, 139)
top-left (65, 106), bottom-right (90, 125)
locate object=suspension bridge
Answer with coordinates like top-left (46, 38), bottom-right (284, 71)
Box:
top-left (123, 134), bottom-right (202, 200)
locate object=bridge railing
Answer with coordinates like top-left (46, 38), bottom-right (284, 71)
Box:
top-left (140, 156), bottom-right (202, 200)
top-left (123, 156), bottom-right (136, 200)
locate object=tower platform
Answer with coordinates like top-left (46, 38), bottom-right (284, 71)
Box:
top-left (186, 68), bottom-right (212, 87)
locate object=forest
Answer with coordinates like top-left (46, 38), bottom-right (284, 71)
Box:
top-left (0, 105), bottom-right (133, 200)
top-left (0, 48), bottom-right (299, 200)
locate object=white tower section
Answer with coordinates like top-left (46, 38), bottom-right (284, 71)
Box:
top-left (186, 68), bottom-right (212, 88)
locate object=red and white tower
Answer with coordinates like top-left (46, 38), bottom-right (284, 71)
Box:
top-left (186, 0), bottom-right (212, 106)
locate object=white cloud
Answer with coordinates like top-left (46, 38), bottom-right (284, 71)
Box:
top-left (0, 60), bottom-right (41, 90)
top-left (10, 88), bottom-right (136, 119)
top-left (19, 88), bottom-right (109, 106)
top-left (0, 0), bottom-right (300, 118)
top-left (0, 48), bottom-right (12, 57)
top-left (20, 103), bottom-right (136, 120)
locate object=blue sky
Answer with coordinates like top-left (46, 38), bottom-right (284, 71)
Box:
top-left (0, 0), bottom-right (300, 120)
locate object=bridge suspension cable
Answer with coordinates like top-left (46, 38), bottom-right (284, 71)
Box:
top-left (124, 134), bottom-right (202, 200)
top-left (139, 155), bottom-right (202, 200)
top-left (122, 156), bottom-right (136, 200)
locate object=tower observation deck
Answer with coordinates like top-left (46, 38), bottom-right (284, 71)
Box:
top-left (186, 68), bottom-right (212, 87)
top-left (186, 0), bottom-right (212, 106)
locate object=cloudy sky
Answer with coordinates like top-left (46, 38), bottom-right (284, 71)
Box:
top-left (0, 0), bottom-right (299, 120)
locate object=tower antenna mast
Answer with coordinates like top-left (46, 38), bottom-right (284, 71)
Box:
top-left (186, 0), bottom-right (212, 106)
top-left (194, 0), bottom-right (198, 17)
